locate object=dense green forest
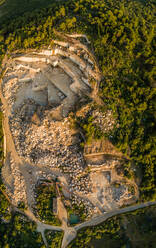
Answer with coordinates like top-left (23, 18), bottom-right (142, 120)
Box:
top-left (0, 0), bottom-right (5, 7)
top-left (0, 212), bottom-right (45, 248)
top-left (0, 0), bottom-right (64, 24)
top-left (68, 205), bottom-right (156, 248)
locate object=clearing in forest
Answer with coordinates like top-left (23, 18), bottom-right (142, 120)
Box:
top-left (0, 32), bottom-right (139, 247)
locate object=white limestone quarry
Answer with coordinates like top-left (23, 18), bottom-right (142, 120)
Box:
top-left (0, 33), bottom-right (138, 242)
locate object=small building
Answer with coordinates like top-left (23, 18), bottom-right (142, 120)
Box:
top-left (53, 198), bottom-right (58, 215)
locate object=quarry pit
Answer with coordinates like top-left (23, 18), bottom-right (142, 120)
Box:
top-left (0, 32), bottom-right (138, 232)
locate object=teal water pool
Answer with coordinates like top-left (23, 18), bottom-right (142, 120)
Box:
top-left (69, 214), bottom-right (79, 225)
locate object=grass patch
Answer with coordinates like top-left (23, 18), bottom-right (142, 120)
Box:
top-left (0, 0), bottom-right (5, 6)
top-left (0, 188), bottom-right (11, 222)
top-left (45, 230), bottom-right (63, 248)
top-left (34, 183), bottom-right (61, 226)
top-left (66, 203), bottom-right (87, 226)
top-left (0, 0), bottom-right (58, 23)
top-left (69, 205), bottom-right (156, 248)
top-left (0, 212), bottom-right (45, 247)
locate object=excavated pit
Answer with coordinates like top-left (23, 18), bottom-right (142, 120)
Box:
top-left (1, 33), bottom-right (137, 218)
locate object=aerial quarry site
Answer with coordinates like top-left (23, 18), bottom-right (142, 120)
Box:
top-left (0, 31), bottom-right (138, 247)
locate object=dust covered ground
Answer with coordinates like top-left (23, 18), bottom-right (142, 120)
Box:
top-left (1, 33), bottom-right (138, 223)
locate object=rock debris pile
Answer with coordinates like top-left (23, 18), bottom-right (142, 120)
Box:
top-left (8, 156), bottom-right (27, 205)
top-left (92, 109), bottom-right (116, 133)
top-left (2, 77), bottom-right (21, 109)
top-left (1, 32), bottom-right (101, 214)
top-left (9, 101), bottom-right (92, 197)
top-left (1, 32), bottom-right (137, 219)
top-left (112, 184), bottom-right (127, 202)
top-left (70, 193), bottom-right (97, 218)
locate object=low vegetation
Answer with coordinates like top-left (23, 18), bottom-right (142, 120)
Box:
top-left (45, 230), bottom-right (63, 248)
top-left (0, 0), bottom-right (5, 7)
top-left (68, 205), bottom-right (156, 248)
top-left (34, 183), bottom-right (60, 225)
top-left (0, 109), bottom-right (9, 220)
top-left (0, 212), bottom-right (45, 248)
top-left (67, 203), bottom-right (87, 225)
top-left (0, 188), bottom-right (11, 222)
top-left (0, 112), bottom-right (3, 162)
top-left (74, 111), bottom-right (104, 144)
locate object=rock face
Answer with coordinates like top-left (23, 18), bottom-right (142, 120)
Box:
top-left (2, 33), bottom-right (100, 118)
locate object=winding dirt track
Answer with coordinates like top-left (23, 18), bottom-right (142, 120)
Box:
top-left (75, 201), bottom-right (156, 230)
top-left (60, 200), bottom-right (156, 248)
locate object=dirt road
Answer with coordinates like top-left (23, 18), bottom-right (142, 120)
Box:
top-left (61, 227), bottom-right (77, 248)
top-left (60, 200), bottom-right (156, 248)
top-left (75, 200), bottom-right (156, 230)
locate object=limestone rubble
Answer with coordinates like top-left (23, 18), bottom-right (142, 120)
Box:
top-left (1, 33), bottom-right (137, 219)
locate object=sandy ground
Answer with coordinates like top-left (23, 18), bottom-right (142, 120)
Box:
top-left (57, 197), bottom-right (68, 228)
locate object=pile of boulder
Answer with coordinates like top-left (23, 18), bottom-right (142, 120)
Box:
top-left (92, 109), bottom-right (116, 133)
top-left (8, 156), bottom-right (27, 205)
top-left (9, 102), bottom-right (93, 198)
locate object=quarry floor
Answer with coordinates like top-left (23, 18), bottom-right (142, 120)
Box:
top-left (1, 82), bottom-right (155, 248)
top-left (0, 34), bottom-right (142, 247)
